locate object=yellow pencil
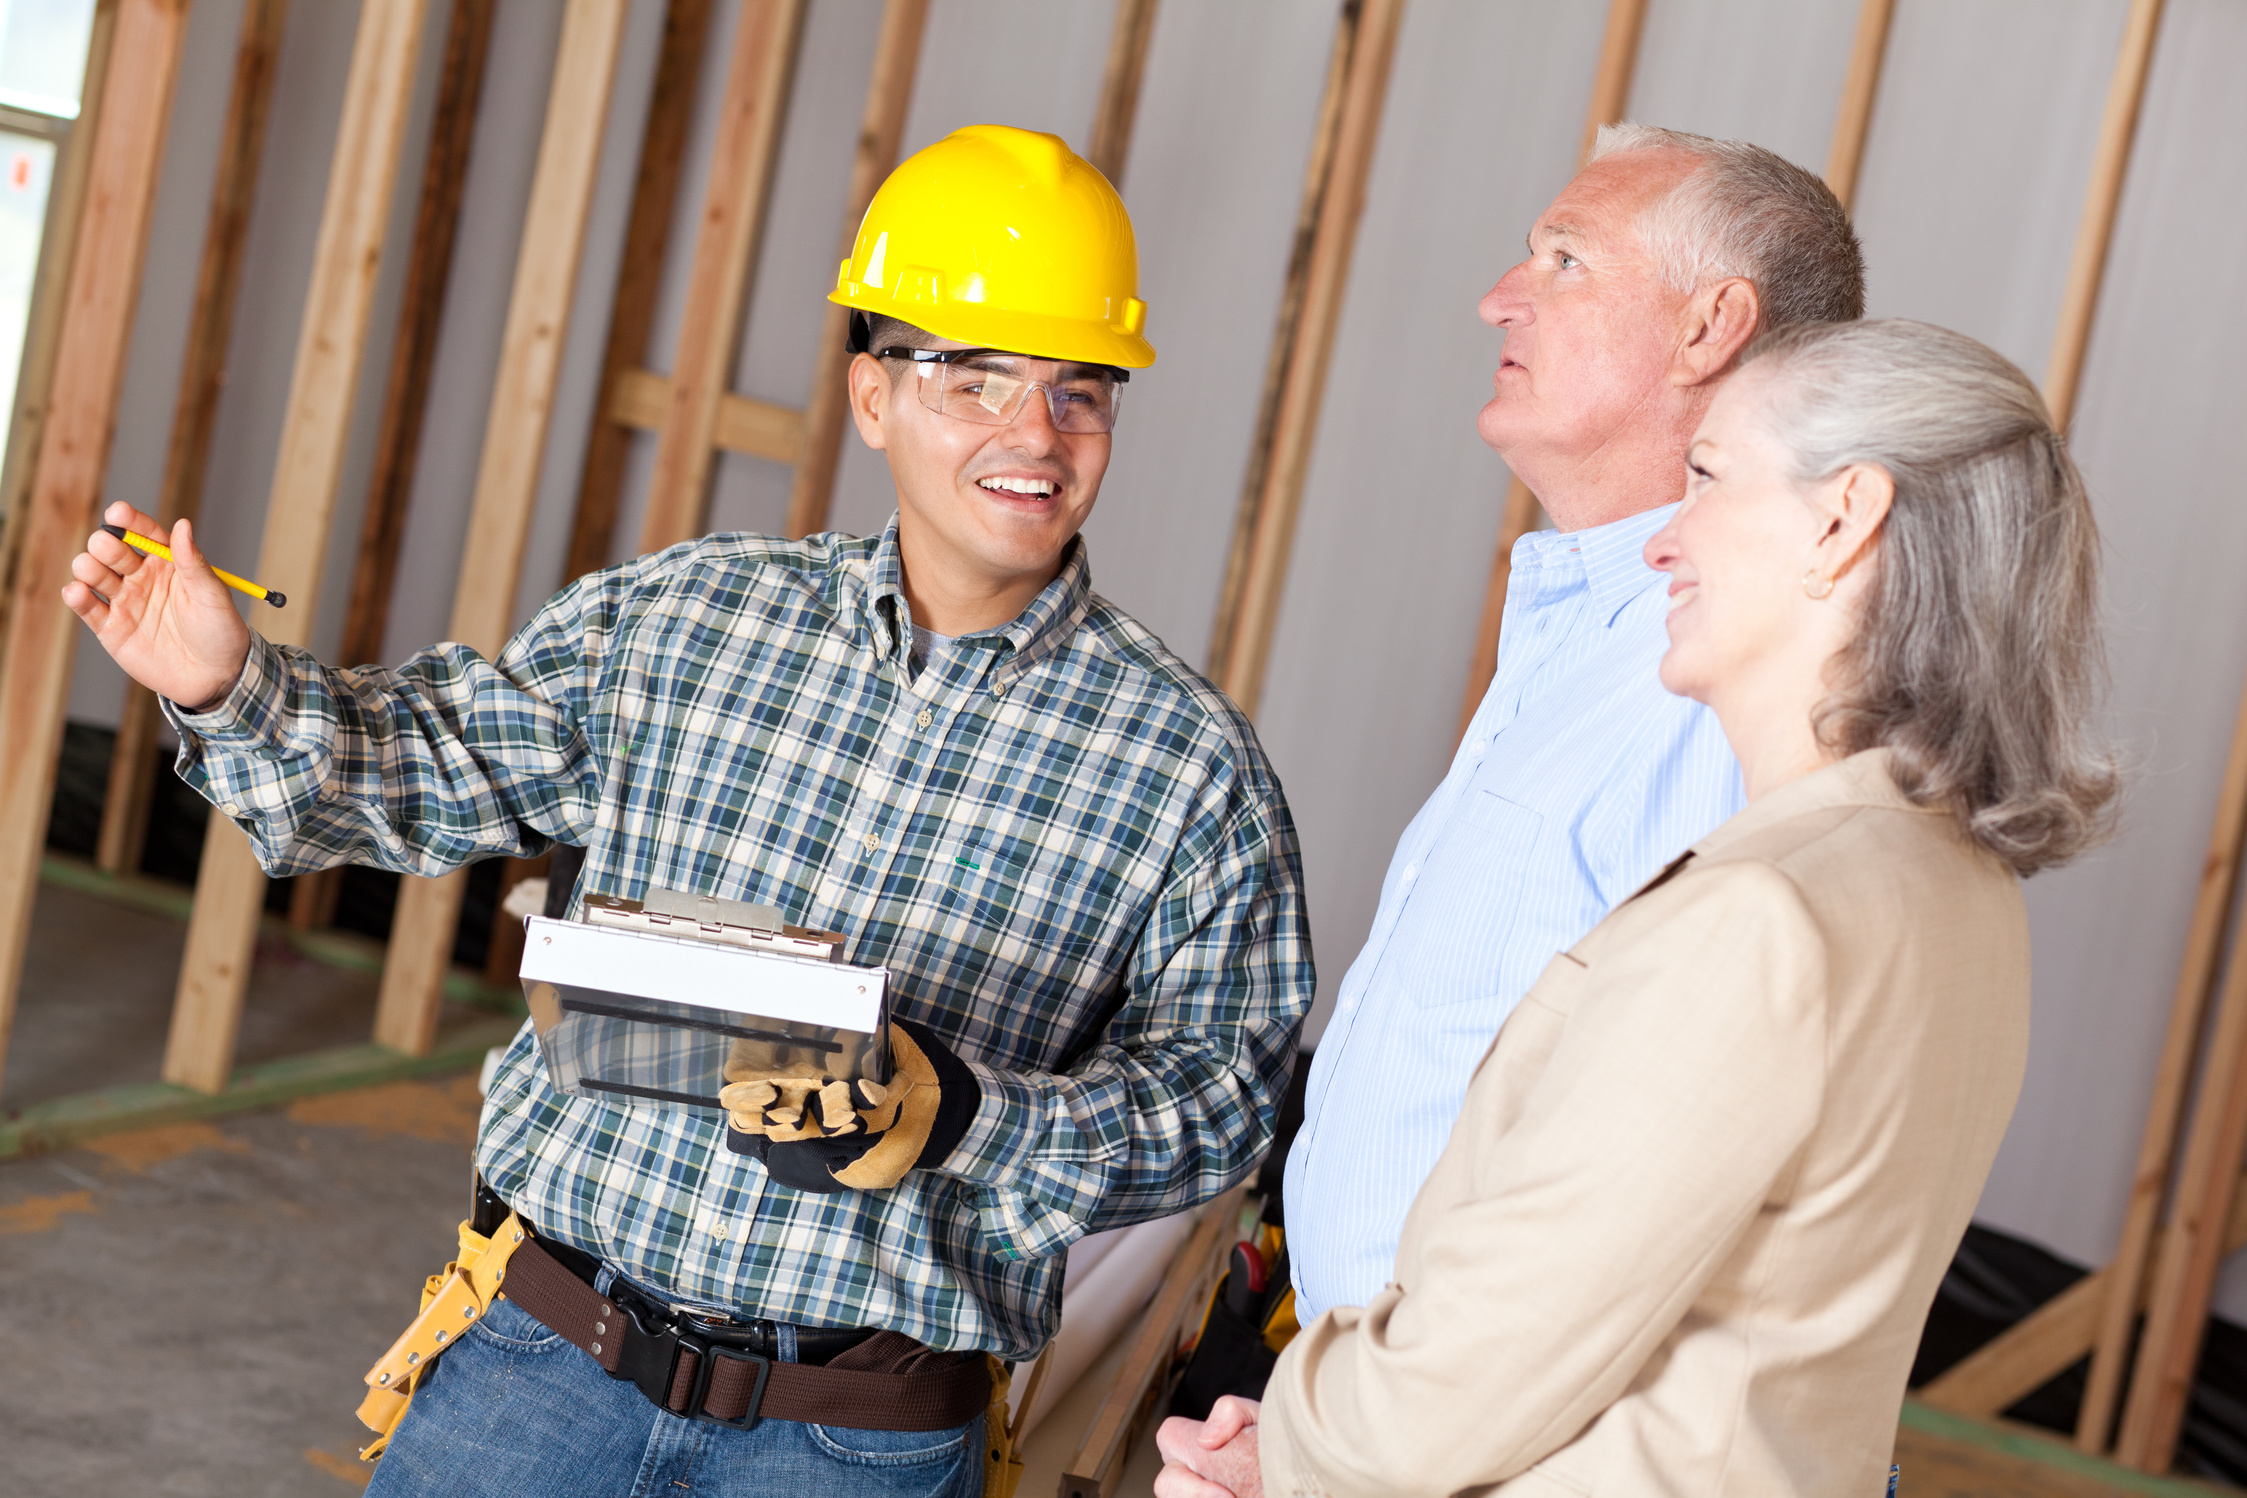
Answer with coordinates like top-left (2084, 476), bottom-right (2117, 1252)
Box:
top-left (101, 524), bottom-right (286, 608)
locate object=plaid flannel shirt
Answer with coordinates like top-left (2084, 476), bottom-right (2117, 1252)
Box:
top-left (165, 520), bottom-right (1313, 1357)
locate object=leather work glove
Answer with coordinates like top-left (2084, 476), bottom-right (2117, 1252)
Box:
top-left (720, 1019), bottom-right (980, 1193)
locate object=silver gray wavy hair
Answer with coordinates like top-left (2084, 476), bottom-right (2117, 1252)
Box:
top-left (1591, 123), bottom-right (1864, 330)
top-left (1740, 319), bottom-right (2118, 874)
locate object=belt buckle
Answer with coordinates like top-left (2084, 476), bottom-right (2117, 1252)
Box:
top-left (679, 1329), bottom-right (773, 1432)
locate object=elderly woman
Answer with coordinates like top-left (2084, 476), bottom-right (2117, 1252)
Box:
top-left (1158, 319), bottom-right (2118, 1498)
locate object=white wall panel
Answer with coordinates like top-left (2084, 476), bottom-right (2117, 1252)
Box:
top-left (1626, 0), bottom-right (1859, 173)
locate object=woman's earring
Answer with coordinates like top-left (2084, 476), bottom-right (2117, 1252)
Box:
top-left (1802, 571), bottom-right (1835, 600)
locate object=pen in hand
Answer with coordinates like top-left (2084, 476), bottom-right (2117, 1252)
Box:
top-left (99, 523), bottom-right (286, 607)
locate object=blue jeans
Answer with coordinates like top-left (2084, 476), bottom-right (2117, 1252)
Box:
top-left (365, 1297), bottom-right (984, 1497)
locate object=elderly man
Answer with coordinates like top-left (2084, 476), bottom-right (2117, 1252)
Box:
top-left (1157, 125), bottom-right (1863, 1496)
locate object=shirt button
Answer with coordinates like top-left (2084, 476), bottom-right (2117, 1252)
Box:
top-left (1402, 864), bottom-right (1418, 883)
top-left (862, 833), bottom-right (881, 853)
top-left (915, 708), bottom-right (933, 730)
top-left (221, 803), bottom-right (242, 818)
top-left (710, 1219), bottom-right (728, 1240)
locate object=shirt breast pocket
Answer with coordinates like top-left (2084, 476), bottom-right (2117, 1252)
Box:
top-left (1407, 789), bottom-right (1546, 1010)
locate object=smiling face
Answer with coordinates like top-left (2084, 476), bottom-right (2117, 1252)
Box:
top-left (1477, 152), bottom-right (1699, 500)
top-left (848, 337), bottom-right (1113, 633)
top-left (1644, 367), bottom-right (1842, 706)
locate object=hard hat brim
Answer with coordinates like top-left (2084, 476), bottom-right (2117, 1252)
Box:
top-left (829, 286), bottom-right (1155, 370)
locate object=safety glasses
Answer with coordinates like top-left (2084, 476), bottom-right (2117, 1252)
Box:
top-left (875, 345), bottom-right (1127, 434)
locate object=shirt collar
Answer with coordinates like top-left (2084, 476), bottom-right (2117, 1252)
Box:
top-left (862, 516), bottom-right (1095, 688)
top-left (1690, 747), bottom-right (1937, 859)
top-left (1571, 502), bottom-right (1679, 626)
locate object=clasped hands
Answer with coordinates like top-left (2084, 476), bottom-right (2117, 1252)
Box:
top-left (719, 1018), bottom-right (975, 1193)
top-left (1156, 1396), bottom-right (1264, 1498)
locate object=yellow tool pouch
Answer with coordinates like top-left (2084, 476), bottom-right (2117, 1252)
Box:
top-left (354, 1211), bottom-right (527, 1462)
top-left (981, 1354), bottom-right (1024, 1498)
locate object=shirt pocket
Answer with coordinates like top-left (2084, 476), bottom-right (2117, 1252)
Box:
top-left (1407, 789), bottom-right (1547, 1010)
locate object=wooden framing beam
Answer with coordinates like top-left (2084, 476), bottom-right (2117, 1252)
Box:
top-left (2072, 667), bottom-right (2247, 1450)
top-left (0, 0), bottom-right (188, 1101)
top-left (636, 0), bottom-right (807, 555)
top-left (561, 0), bottom-right (714, 585)
top-left (163, 0), bottom-right (435, 1095)
top-left (2044, 0), bottom-right (2164, 434)
top-left (780, 0), bottom-right (927, 541)
top-left (289, 0), bottom-right (498, 936)
top-left (610, 367), bottom-right (801, 463)
top-left (1919, 1173), bottom-right (2247, 1421)
top-left (2118, 891), bottom-right (2247, 1468)
top-left (1207, 0), bottom-right (1405, 718)
top-left (372, 0), bottom-right (631, 1059)
top-left (1086, 0), bottom-right (1160, 188)
top-left (96, 0), bottom-right (292, 882)
top-left (1822, 0), bottom-right (1894, 214)
top-left (0, 0), bottom-right (120, 651)
top-left (1451, 0), bottom-right (1645, 743)
top-left (1061, 1186), bottom-right (1247, 1498)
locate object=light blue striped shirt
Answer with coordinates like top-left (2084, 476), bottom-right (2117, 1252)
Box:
top-left (1285, 503), bottom-right (1745, 1319)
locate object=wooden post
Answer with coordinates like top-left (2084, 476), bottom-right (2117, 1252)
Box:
top-left (635, 0), bottom-right (807, 555)
top-left (1449, 0), bottom-right (1646, 742)
top-left (0, 0), bottom-right (189, 1101)
top-left (780, 0), bottom-right (927, 541)
top-left (2044, 0), bottom-right (2164, 434)
top-left (371, 0), bottom-right (631, 1058)
top-left (1061, 1187), bottom-right (1247, 1498)
top-left (288, 0), bottom-right (497, 935)
top-left (1206, 0), bottom-right (1404, 719)
top-left (560, 0), bottom-right (715, 585)
top-left (0, 0), bottom-right (120, 651)
top-left (2117, 949), bottom-right (2247, 1466)
top-left (1822, 0), bottom-right (1894, 214)
top-left (96, 0), bottom-right (291, 881)
top-left (1086, 0), bottom-right (1159, 188)
top-left (2075, 670), bottom-right (2247, 1450)
top-left (163, 0), bottom-right (435, 1095)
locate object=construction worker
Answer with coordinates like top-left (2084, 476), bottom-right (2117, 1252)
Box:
top-left (65, 123), bottom-right (1313, 1497)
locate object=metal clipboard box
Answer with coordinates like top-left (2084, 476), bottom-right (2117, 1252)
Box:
top-left (521, 888), bottom-right (890, 1114)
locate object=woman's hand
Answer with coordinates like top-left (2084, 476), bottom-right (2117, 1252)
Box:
top-left (1155, 1396), bottom-right (1264, 1498)
top-left (63, 502), bottom-right (250, 711)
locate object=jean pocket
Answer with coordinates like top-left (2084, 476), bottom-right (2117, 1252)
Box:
top-left (807, 1416), bottom-right (978, 1469)
top-left (464, 1294), bottom-right (571, 1353)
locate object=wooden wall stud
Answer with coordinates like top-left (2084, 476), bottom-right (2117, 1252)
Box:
top-left (1207, 0), bottom-right (1406, 719)
top-left (1823, 0), bottom-right (1894, 215)
top-left (782, 0), bottom-right (928, 541)
top-left (1086, 0), bottom-right (1160, 188)
top-left (371, 0), bottom-right (632, 1058)
top-left (164, 0), bottom-right (436, 1095)
top-left (561, 0), bottom-right (715, 585)
top-left (97, 0), bottom-right (292, 880)
top-left (0, 0), bottom-right (190, 1098)
top-left (2045, 0), bottom-right (2165, 434)
top-left (635, 0), bottom-right (808, 555)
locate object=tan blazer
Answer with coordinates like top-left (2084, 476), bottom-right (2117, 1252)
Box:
top-left (1259, 749), bottom-right (2028, 1497)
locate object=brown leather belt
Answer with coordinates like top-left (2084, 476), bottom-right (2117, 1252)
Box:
top-left (500, 1230), bottom-right (989, 1432)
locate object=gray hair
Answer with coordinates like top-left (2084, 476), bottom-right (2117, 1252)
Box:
top-left (1591, 123), bottom-right (1864, 331)
top-left (1741, 319), bottom-right (2118, 875)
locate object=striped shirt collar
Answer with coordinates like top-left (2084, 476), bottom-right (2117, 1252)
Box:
top-left (863, 516), bottom-right (1096, 691)
top-left (1515, 501), bottom-right (1680, 628)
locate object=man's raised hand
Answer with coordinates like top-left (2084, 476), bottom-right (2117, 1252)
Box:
top-left (63, 502), bottom-right (250, 711)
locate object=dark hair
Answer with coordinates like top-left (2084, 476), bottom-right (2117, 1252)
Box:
top-left (1744, 318), bottom-right (2120, 875)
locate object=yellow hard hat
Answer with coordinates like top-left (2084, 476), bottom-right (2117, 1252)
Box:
top-left (831, 124), bottom-right (1154, 369)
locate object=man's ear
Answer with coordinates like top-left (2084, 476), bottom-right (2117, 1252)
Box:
top-left (846, 352), bottom-right (891, 451)
top-left (1672, 277), bottom-right (1760, 388)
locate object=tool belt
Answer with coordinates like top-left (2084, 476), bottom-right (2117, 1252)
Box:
top-left (501, 1227), bottom-right (990, 1431)
top-left (359, 1198), bottom-right (1014, 1493)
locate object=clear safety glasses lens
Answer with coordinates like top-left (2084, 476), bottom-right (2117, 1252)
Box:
top-left (911, 358), bottom-right (1123, 433)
